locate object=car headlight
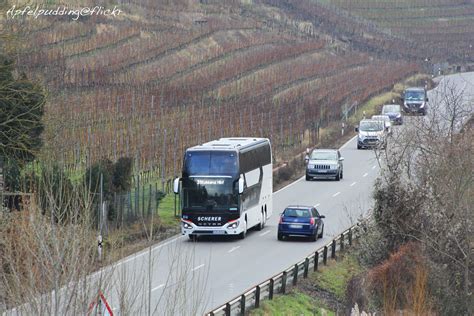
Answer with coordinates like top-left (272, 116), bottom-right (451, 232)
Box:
top-left (330, 164), bottom-right (338, 169)
top-left (182, 221), bottom-right (193, 229)
top-left (396, 113), bottom-right (401, 118)
top-left (307, 163), bottom-right (315, 169)
top-left (420, 102), bottom-right (425, 108)
top-left (227, 220), bottom-right (239, 229)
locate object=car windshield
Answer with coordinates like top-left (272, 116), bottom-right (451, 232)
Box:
top-left (405, 91), bottom-right (425, 101)
top-left (359, 121), bottom-right (384, 132)
top-left (372, 115), bottom-right (389, 122)
top-left (382, 105), bottom-right (400, 113)
top-left (310, 151), bottom-right (337, 160)
top-left (284, 208), bottom-right (311, 217)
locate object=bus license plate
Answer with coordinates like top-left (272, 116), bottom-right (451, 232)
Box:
top-left (213, 231), bottom-right (225, 235)
top-left (289, 224), bottom-right (302, 229)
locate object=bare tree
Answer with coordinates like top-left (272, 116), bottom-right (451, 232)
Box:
top-left (361, 81), bottom-right (473, 315)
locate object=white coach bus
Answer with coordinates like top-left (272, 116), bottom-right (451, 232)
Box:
top-left (173, 138), bottom-right (273, 240)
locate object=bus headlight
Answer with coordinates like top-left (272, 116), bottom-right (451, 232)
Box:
top-left (182, 221), bottom-right (193, 229)
top-left (227, 220), bottom-right (240, 229)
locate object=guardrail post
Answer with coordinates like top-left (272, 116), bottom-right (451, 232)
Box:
top-left (314, 251), bottom-right (319, 271)
top-left (340, 233), bottom-right (345, 251)
top-left (240, 294), bottom-right (246, 316)
top-left (281, 271), bottom-right (287, 294)
top-left (303, 258), bottom-right (309, 278)
top-left (331, 240), bottom-right (336, 259)
top-left (225, 302), bottom-right (231, 316)
top-left (255, 285), bottom-right (261, 308)
top-left (348, 228), bottom-right (352, 246)
top-left (293, 264), bottom-right (298, 285)
top-left (269, 279), bottom-right (274, 300)
top-left (323, 246), bottom-right (328, 265)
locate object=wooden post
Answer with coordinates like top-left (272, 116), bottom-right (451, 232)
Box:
top-left (314, 251), bottom-right (319, 271)
top-left (255, 286), bottom-right (261, 308)
top-left (293, 264), bottom-right (298, 285)
top-left (349, 228), bottom-right (352, 246)
top-left (240, 294), bottom-right (246, 316)
top-left (281, 272), bottom-right (287, 294)
top-left (225, 303), bottom-right (231, 316)
top-left (331, 240), bottom-right (336, 259)
top-left (269, 279), bottom-right (274, 300)
top-left (304, 258), bottom-right (309, 278)
top-left (323, 246), bottom-right (328, 265)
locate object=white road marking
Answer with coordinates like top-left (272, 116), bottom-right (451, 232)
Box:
top-left (350, 182), bottom-right (357, 187)
top-left (363, 173), bottom-right (368, 177)
top-left (372, 165), bottom-right (377, 170)
top-left (191, 264), bottom-right (205, 272)
top-left (259, 231), bottom-right (271, 237)
top-left (228, 246), bottom-right (241, 253)
top-left (152, 284), bottom-right (165, 292)
top-left (315, 203), bottom-right (320, 207)
top-left (332, 192), bottom-right (341, 197)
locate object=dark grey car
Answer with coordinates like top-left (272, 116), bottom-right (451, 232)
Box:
top-left (305, 149), bottom-right (344, 181)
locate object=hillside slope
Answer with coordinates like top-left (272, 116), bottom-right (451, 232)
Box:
top-left (5, 0), bottom-right (463, 176)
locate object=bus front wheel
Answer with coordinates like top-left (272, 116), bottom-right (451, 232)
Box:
top-left (239, 221), bottom-right (247, 239)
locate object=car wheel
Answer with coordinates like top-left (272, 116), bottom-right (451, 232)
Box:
top-left (318, 225), bottom-right (324, 239)
top-left (310, 232), bottom-right (317, 242)
top-left (357, 143), bottom-right (362, 150)
top-left (277, 233), bottom-right (284, 241)
top-left (340, 170), bottom-right (343, 179)
top-left (306, 174), bottom-right (311, 181)
top-left (239, 221), bottom-right (247, 239)
top-left (189, 234), bottom-right (198, 241)
top-left (335, 172), bottom-right (340, 181)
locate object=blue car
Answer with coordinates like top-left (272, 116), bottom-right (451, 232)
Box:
top-left (277, 206), bottom-right (325, 241)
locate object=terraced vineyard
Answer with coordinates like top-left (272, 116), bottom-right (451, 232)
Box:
top-left (8, 0), bottom-right (429, 178)
top-left (320, 0), bottom-right (474, 62)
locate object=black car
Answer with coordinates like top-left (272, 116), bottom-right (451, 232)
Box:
top-left (402, 87), bottom-right (428, 115)
top-left (278, 206), bottom-right (325, 241)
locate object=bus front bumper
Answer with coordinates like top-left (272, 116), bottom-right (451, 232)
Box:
top-left (181, 220), bottom-right (243, 236)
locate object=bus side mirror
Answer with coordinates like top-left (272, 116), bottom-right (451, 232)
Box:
top-left (425, 97), bottom-right (429, 102)
top-left (173, 177), bottom-right (180, 194)
top-left (238, 177), bottom-right (244, 194)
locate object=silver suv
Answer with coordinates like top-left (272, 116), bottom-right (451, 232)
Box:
top-left (305, 149), bottom-right (344, 181)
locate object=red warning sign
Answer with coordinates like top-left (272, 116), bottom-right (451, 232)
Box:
top-left (87, 290), bottom-right (114, 316)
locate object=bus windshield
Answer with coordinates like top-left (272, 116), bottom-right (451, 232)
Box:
top-left (184, 151), bottom-right (238, 176)
top-left (182, 177), bottom-right (238, 210)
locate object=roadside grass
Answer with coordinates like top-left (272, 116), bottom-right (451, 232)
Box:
top-left (308, 254), bottom-right (363, 301)
top-left (157, 193), bottom-right (180, 228)
top-left (250, 291), bottom-right (335, 316)
top-left (250, 253), bottom-right (363, 315)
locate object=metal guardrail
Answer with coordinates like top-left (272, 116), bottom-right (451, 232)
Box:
top-left (206, 224), bottom-right (360, 316)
